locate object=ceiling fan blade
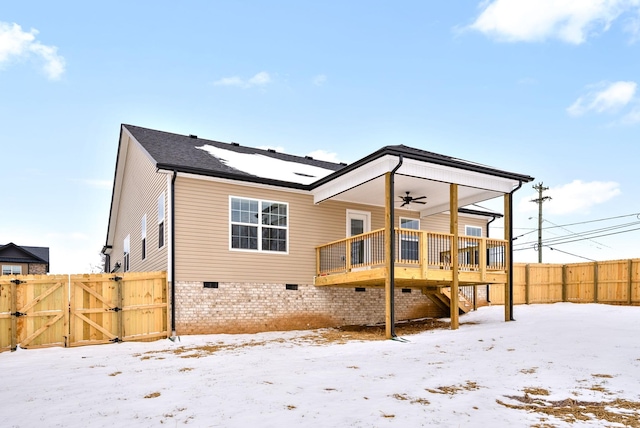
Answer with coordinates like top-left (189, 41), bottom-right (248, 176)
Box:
top-left (401, 201), bottom-right (408, 207)
top-left (412, 196), bottom-right (427, 201)
top-left (413, 200), bottom-right (426, 204)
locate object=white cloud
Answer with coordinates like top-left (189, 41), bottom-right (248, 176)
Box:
top-left (306, 149), bottom-right (341, 163)
top-left (213, 71), bottom-right (272, 88)
top-left (567, 81), bottom-right (637, 116)
top-left (620, 106), bottom-right (640, 123)
top-left (313, 74), bottom-right (327, 86)
top-left (518, 180), bottom-right (621, 215)
top-left (467, 0), bottom-right (640, 44)
top-left (0, 22), bottom-right (65, 79)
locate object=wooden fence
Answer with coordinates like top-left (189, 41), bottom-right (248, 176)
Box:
top-left (0, 271), bottom-right (168, 353)
top-left (489, 259), bottom-right (640, 306)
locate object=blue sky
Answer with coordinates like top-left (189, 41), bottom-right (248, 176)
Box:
top-left (2, 1), bottom-right (640, 273)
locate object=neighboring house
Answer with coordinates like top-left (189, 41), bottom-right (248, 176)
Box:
top-left (102, 124), bottom-right (533, 336)
top-left (0, 243), bottom-right (50, 275)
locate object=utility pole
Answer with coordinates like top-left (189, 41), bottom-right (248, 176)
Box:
top-left (531, 182), bottom-right (551, 263)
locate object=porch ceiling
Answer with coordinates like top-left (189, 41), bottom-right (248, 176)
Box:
top-left (312, 155), bottom-right (514, 216)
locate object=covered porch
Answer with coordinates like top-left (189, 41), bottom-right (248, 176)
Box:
top-left (310, 145), bottom-right (533, 337)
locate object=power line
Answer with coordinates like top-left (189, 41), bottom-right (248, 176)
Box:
top-left (547, 247), bottom-right (595, 262)
top-left (493, 212), bottom-right (640, 230)
top-left (541, 218), bottom-right (610, 249)
top-left (514, 220), bottom-right (640, 248)
top-left (514, 225), bottom-right (640, 250)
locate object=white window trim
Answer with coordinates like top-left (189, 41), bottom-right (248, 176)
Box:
top-left (229, 196), bottom-right (289, 254)
top-left (141, 214), bottom-right (147, 260)
top-left (123, 234), bottom-right (131, 272)
top-left (2, 265), bottom-right (22, 275)
top-left (158, 192), bottom-right (165, 249)
top-left (465, 225), bottom-right (483, 237)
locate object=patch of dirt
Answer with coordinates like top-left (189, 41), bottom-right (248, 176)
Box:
top-left (135, 317), bottom-right (454, 360)
top-left (144, 392), bottom-right (161, 399)
top-left (497, 394), bottom-right (640, 426)
top-left (390, 392), bottom-right (430, 405)
top-left (426, 381), bottom-right (481, 395)
top-left (523, 387), bottom-right (549, 396)
top-left (324, 318), bottom-right (451, 342)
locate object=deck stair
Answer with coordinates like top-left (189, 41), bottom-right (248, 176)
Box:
top-left (422, 287), bottom-right (473, 315)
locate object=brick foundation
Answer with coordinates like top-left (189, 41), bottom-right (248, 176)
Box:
top-left (173, 282), bottom-right (453, 335)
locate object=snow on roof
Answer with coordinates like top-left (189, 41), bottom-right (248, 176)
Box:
top-left (196, 144), bottom-right (336, 185)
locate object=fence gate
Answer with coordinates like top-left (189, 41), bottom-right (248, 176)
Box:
top-left (0, 271), bottom-right (168, 352)
top-left (0, 275), bottom-right (68, 351)
top-left (69, 272), bottom-right (168, 347)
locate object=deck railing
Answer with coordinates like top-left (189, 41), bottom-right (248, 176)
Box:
top-left (316, 229), bottom-right (508, 277)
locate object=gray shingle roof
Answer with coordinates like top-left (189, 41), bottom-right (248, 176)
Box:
top-left (123, 124), bottom-right (533, 188)
top-left (124, 125), bottom-right (346, 187)
top-left (0, 243), bottom-right (49, 264)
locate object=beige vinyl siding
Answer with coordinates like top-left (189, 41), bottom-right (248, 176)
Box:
top-left (423, 212), bottom-right (489, 236)
top-left (111, 134), bottom-right (168, 273)
top-left (174, 176), bottom-right (497, 283)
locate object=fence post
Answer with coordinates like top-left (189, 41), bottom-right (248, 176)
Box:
top-left (628, 259), bottom-right (633, 305)
top-left (525, 264), bottom-right (530, 305)
top-left (10, 280), bottom-right (17, 352)
top-left (593, 262), bottom-right (599, 303)
top-left (562, 265), bottom-right (567, 302)
top-left (116, 276), bottom-right (124, 342)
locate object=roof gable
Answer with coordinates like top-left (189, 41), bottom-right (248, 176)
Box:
top-left (0, 243), bottom-right (49, 264)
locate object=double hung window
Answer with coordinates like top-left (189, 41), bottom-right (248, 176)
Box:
top-left (141, 214), bottom-right (147, 260)
top-left (2, 265), bottom-right (21, 275)
top-left (230, 197), bottom-right (288, 252)
top-left (158, 193), bottom-right (165, 249)
top-left (123, 234), bottom-right (130, 272)
top-left (399, 218), bottom-right (420, 261)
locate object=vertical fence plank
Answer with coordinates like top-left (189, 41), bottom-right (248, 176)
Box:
top-left (594, 262), bottom-right (599, 303)
top-left (525, 264), bottom-right (530, 305)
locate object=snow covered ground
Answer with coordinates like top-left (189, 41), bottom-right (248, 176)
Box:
top-left (3, 303), bottom-right (640, 428)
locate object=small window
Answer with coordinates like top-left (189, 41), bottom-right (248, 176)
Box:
top-left (158, 193), bottom-right (165, 249)
top-left (399, 217), bottom-right (420, 261)
top-left (230, 197), bottom-right (288, 253)
top-left (2, 265), bottom-right (21, 275)
top-left (141, 214), bottom-right (147, 260)
top-left (123, 234), bottom-right (130, 272)
top-left (465, 226), bottom-right (482, 237)
top-left (203, 282), bottom-right (219, 289)
top-left (286, 284), bottom-right (298, 290)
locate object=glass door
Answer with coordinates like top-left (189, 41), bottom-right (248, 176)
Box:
top-left (347, 210), bottom-right (370, 266)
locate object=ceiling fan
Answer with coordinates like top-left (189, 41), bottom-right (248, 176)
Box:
top-left (398, 191), bottom-right (427, 207)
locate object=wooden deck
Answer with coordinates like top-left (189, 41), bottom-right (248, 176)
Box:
top-left (314, 229), bottom-right (508, 288)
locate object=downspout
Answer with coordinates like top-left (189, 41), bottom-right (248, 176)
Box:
top-left (389, 155), bottom-right (403, 338)
top-left (171, 170), bottom-right (177, 337)
top-left (486, 216), bottom-right (497, 303)
top-left (508, 181), bottom-right (523, 321)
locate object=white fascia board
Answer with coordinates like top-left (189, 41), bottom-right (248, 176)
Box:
top-left (105, 131), bottom-right (131, 247)
top-left (419, 190), bottom-right (502, 216)
top-left (399, 158), bottom-right (518, 194)
top-left (313, 155), bottom-right (398, 204)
